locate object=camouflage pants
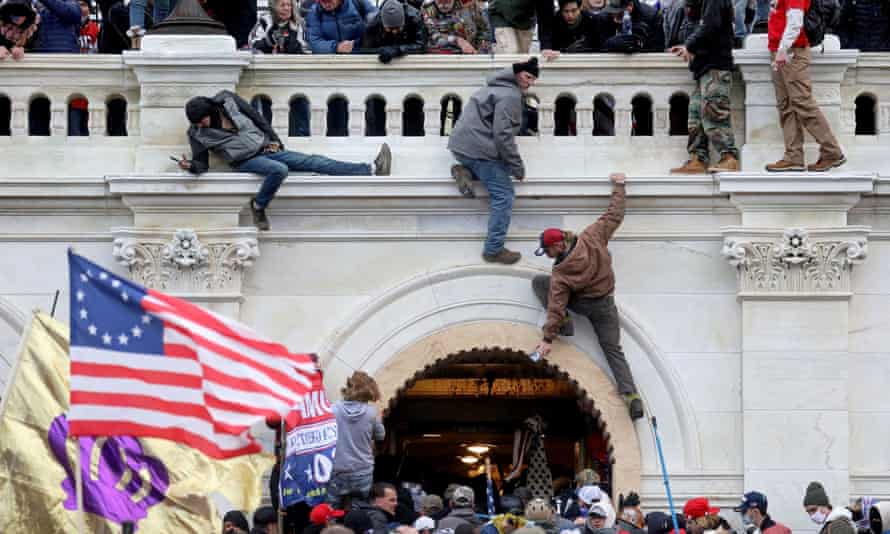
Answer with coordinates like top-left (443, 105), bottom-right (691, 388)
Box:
top-left (687, 69), bottom-right (739, 162)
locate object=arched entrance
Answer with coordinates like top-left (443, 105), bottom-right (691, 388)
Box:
top-left (375, 348), bottom-right (615, 505)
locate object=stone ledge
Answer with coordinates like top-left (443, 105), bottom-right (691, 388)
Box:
top-left (717, 172), bottom-right (875, 194)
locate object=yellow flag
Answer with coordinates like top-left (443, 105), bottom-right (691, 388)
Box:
top-left (0, 312), bottom-right (274, 533)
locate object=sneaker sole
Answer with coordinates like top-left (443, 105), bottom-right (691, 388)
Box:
top-left (765, 165), bottom-right (805, 173)
top-left (375, 144), bottom-right (392, 176)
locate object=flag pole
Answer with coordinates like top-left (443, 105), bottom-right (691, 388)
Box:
top-left (278, 417), bottom-right (286, 534)
top-left (74, 436), bottom-right (87, 534)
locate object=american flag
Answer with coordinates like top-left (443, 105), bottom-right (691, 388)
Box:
top-left (486, 459), bottom-right (496, 516)
top-left (67, 251), bottom-right (319, 459)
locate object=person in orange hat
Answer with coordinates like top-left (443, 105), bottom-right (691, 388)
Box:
top-left (531, 172), bottom-right (643, 421)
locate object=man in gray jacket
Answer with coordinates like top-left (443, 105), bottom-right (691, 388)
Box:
top-left (448, 58), bottom-right (539, 265)
top-left (179, 90), bottom-right (392, 231)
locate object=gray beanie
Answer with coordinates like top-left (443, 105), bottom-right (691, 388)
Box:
top-left (380, 0), bottom-right (405, 28)
top-left (803, 482), bottom-right (830, 507)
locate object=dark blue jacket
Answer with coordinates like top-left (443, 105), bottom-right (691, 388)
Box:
top-left (307, 0), bottom-right (378, 53)
top-left (34, 0), bottom-right (81, 52)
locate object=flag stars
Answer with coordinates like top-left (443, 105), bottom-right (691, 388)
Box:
top-left (79, 308), bottom-right (88, 320)
top-left (131, 326), bottom-right (142, 338)
top-left (111, 279), bottom-right (121, 288)
top-left (80, 274), bottom-right (89, 283)
top-left (88, 324), bottom-right (97, 336)
top-left (76, 290), bottom-right (85, 302)
top-left (118, 334), bottom-right (129, 345)
top-left (121, 292), bottom-right (129, 302)
top-left (99, 272), bottom-right (108, 280)
top-left (141, 315), bottom-right (152, 325)
top-left (102, 332), bottom-right (112, 345)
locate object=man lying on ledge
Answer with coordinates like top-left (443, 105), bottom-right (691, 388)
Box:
top-left (178, 90), bottom-right (392, 231)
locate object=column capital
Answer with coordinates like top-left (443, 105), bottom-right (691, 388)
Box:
top-left (721, 226), bottom-right (869, 299)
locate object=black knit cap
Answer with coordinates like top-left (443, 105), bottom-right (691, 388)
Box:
top-left (223, 510), bottom-right (250, 532)
top-left (513, 57), bottom-right (539, 78)
top-left (185, 96), bottom-right (215, 124)
top-left (253, 506), bottom-right (277, 526)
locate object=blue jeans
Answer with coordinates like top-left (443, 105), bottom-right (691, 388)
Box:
top-left (327, 469), bottom-right (373, 506)
top-left (454, 154), bottom-right (515, 256)
top-left (238, 149), bottom-right (372, 208)
top-left (129, 0), bottom-right (178, 28)
top-left (733, 0), bottom-right (748, 39)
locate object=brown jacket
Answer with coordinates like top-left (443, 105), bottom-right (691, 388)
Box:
top-left (542, 183), bottom-right (625, 341)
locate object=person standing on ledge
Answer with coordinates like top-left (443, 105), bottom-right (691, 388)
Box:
top-left (179, 90), bottom-right (391, 231)
top-left (530, 172), bottom-right (644, 421)
top-left (448, 57), bottom-right (539, 265)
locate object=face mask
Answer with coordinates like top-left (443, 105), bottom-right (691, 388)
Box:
top-left (810, 511), bottom-right (827, 525)
top-left (742, 515), bottom-right (754, 526)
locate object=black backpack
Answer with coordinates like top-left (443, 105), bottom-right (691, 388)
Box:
top-left (804, 0), bottom-right (841, 47)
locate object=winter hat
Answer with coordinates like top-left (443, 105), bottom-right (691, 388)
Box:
top-left (734, 492), bottom-right (768, 514)
top-left (577, 485), bottom-right (603, 505)
top-left (534, 228), bottom-right (564, 256)
top-left (423, 494), bottom-right (444, 515)
top-left (804, 482), bottom-right (831, 507)
top-left (223, 510), bottom-right (250, 532)
top-left (380, 0), bottom-right (405, 28)
top-left (526, 498), bottom-right (553, 521)
top-left (452, 486), bottom-right (475, 507)
top-left (185, 96), bottom-right (215, 124)
top-left (253, 506), bottom-right (277, 527)
top-left (512, 57), bottom-right (539, 78)
top-left (345, 509), bottom-right (375, 534)
top-left (310, 503), bottom-right (346, 525)
top-left (416, 516), bottom-right (437, 531)
top-left (683, 498), bottom-right (719, 520)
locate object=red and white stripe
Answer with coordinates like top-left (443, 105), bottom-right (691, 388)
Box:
top-left (69, 290), bottom-right (318, 459)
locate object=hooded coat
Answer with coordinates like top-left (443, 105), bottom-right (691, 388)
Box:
top-left (250, 0), bottom-right (308, 53)
top-left (541, 184), bottom-right (624, 342)
top-left (447, 67), bottom-right (525, 178)
top-left (306, 0), bottom-right (378, 53)
top-left (818, 508), bottom-right (857, 534)
top-left (332, 400), bottom-right (385, 475)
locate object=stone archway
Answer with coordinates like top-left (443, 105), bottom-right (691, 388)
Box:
top-left (371, 321), bottom-right (642, 498)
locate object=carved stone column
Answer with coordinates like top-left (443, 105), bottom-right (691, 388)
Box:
top-left (112, 227), bottom-right (259, 317)
top-left (719, 172), bottom-right (873, 532)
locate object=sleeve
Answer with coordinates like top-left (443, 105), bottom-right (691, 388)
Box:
top-left (307, 8), bottom-right (339, 53)
top-left (41, 0), bottom-right (83, 24)
top-left (542, 277), bottom-right (572, 342)
top-left (539, 10), bottom-right (557, 49)
top-left (778, 6), bottom-right (804, 51)
top-left (231, 91), bottom-right (283, 146)
top-left (187, 133), bottom-right (210, 175)
top-left (581, 183), bottom-right (626, 243)
top-left (424, 10), bottom-right (458, 48)
top-left (493, 96), bottom-right (525, 178)
top-left (684, 0), bottom-right (719, 53)
top-left (397, 15), bottom-right (427, 54)
top-left (373, 415), bottom-right (386, 441)
top-left (535, 0), bottom-right (555, 51)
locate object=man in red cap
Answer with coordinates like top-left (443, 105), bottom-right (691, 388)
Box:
top-left (308, 503), bottom-right (347, 534)
top-left (531, 172), bottom-right (643, 420)
top-left (684, 498), bottom-right (720, 521)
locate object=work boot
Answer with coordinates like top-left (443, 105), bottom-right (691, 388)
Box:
top-left (559, 315), bottom-right (575, 337)
top-left (127, 26), bottom-right (145, 50)
top-left (624, 393), bottom-right (644, 421)
top-left (708, 154), bottom-right (740, 173)
top-left (482, 248), bottom-right (521, 265)
top-left (250, 199), bottom-right (270, 231)
top-left (451, 164), bottom-right (476, 198)
top-left (807, 154), bottom-right (847, 172)
top-left (670, 155), bottom-right (708, 174)
top-left (374, 143), bottom-right (392, 176)
top-left (765, 159), bottom-right (805, 172)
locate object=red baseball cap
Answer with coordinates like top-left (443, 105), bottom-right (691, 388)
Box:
top-left (310, 503), bottom-right (346, 525)
top-left (534, 228), bottom-right (564, 256)
top-left (683, 498), bottom-right (719, 519)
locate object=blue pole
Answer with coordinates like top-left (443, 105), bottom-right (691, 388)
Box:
top-left (652, 417), bottom-right (681, 534)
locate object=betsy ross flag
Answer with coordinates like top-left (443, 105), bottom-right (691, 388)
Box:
top-left (67, 250), bottom-right (319, 459)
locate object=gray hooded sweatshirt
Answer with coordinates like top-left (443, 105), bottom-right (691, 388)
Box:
top-left (332, 400), bottom-right (386, 475)
top-left (447, 67), bottom-right (525, 179)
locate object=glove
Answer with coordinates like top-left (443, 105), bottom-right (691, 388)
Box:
top-left (378, 46), bottom-right (397, 63)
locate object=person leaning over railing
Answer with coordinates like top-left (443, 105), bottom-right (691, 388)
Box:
top-left (422, 0), bottom-right (491, 54)
top-left (359, 0), bottom-right (427, 63)
top-left (540, 0), bottom-right (600, 59)
top-left (249, 0), bottom-right (308, 53)
top-left (595, 0), bottom-right (664, 52)
top-left (306, 0), bottom-right (377, 53)
top-left (0, 0), bottom-right (39, 61)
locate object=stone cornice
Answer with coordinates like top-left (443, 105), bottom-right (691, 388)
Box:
top-left (717, 172), bottom-right (876, 194)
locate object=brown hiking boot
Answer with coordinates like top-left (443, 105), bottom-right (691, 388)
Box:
top-left (482, 248), bottom-right (521, 265)
top-left (451, 164), bottom-right (476, 198)
top-left (765, 159), bottom-right (805, 172)
top-left (708, 154), bottom-right (740, 173)
top-left (807, 154), bottom-right (847, 172)
top-left (670, 155), bottom-right (708, 174)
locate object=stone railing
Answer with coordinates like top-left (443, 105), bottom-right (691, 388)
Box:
top-left (1, 35), bottom-right (889, 176)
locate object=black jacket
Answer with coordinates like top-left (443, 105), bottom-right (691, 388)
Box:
top-left (360, 2), bottom-right (427, 55)
top-left (838, 0), bottom-right (890, 51)
top-left (595, 0), bottom-right (665, 51)
top-left (541, 10), bottom-right (599, 51)
top-left (684, 0), bottom-right (734, 79)
top-left (353, 501), bottom-right (396, 534)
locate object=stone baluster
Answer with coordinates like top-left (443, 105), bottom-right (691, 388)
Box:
top-left (576, 104), bottom-right (593, 134)
top-left (11, 101), bottom-right (26, 136)
top-left (424, 105), bottom-right (440, 137)
top-left (349, 104), bottom-right (364, 137)
top-left (538, 102), bottom-right (554, 137)
top-left (311, 105), bottom-right (325, 137)
top-left (51, 101), bottom-right (66, 137)
top-left (387, 105), bottom-right (402, 137)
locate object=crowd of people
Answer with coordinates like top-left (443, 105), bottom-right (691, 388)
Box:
top-left (1, 0), bottom-right (889, 63)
